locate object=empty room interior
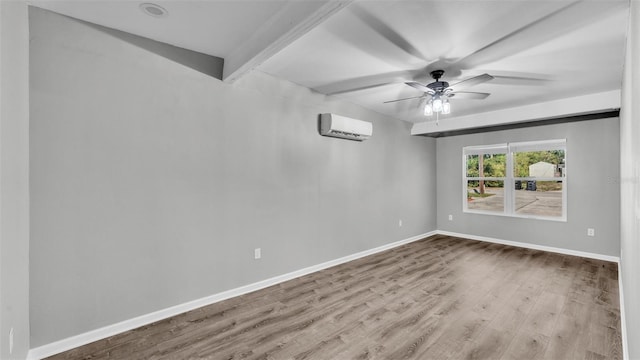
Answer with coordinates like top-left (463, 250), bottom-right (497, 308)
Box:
top-left (2, 0), bottom-right (640, 359)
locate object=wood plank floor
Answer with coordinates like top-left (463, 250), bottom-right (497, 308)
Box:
top-left (47, 235), bottom-right (622, 360)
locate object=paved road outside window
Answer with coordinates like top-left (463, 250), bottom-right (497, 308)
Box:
top-left (468, 188), bottom-right (562, 217)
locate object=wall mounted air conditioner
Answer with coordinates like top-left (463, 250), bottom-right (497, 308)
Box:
top-left (319, 113), bottom-right (373, 141)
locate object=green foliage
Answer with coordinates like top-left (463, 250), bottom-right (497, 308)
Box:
top-left (514, 150), bottom-right (564, 177)
top-left (536, 181), bottom-right (563, 192)
top-left (467, 151), bottom-right (565, 179)
top-left (466, 153), bottom-right (506, 187)
top-left (466, 154), bottom-right (506, 177)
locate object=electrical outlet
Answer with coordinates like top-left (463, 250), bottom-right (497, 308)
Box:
top-left (587, 228), bottom-right (595, 237)
top-left (399, 219), bottom-right (402, 227)
top-left (9, 328), bottom-right (13, 354)
top-left (448, 214), bottom-right (453, 221)
top-left (254, 248), bottom-right (261, 259)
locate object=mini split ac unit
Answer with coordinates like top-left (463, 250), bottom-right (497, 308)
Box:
top-left (319, 113), bottom-right (373, 141)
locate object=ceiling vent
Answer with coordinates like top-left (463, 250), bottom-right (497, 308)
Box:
top-left (139, 3), bottom-right (168, 18)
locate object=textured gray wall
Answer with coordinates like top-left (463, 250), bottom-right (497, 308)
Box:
top-left (0, 2), bottom-right (31, 359)
top-left (620, 1), bottom-right (640, 357)
top-left (436, 118), bottom-right (620, 257)
top-left (29, 8), bottom-right (437, 347)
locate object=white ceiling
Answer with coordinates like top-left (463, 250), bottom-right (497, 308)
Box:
top-left (31, 0), bottom-right (629, 125)
top-left (30, 0), bottom-right (289, 58)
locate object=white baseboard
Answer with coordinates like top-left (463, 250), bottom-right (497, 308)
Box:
top-left (27, 231), bottom-right (436, 360)
top-left (618, 261), bottom-right (629, 360)
top-left (436, 230), bottom-right (621, 263)
top-left (27, 229), bottom-right (626, 360)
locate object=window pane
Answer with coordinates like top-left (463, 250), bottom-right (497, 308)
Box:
top-left (466, 153), bottom-right (506, 178)
top-left (515, 181), bottom-right (563, 217)
top-left (467, 180), bottom-right (504, 213)
top-left (513, 150), bottom-right (565, 178)
top-left (466, 154), bottom-right (478, 177)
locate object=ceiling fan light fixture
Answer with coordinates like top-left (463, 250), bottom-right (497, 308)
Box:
top-left (423, 95), bottom-right (450, 117)
top-left (442, 100), bottom-right (451, 115)
top-left (424, 102), bottom-right (433, 116)
top-left (432, 96), bottom-right (443, 113)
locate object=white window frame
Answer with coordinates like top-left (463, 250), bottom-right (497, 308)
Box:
top-left (463, 139), bottom-right (567, 222)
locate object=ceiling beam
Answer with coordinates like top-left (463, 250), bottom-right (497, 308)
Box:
top-left (416, 110), bottom-right (619, 138)
top-left (222, 0), bottom-right (353, 83)
top-left (411, 90), bottom-right (621, 136)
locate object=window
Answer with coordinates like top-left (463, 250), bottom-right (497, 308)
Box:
top-left (465, 144), bottom-right (507, 214)
top-left (463, 139), bottom-right (566, 221)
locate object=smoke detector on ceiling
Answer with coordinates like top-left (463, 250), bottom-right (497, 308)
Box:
top-left (139, 3), bottom-right (168, 18)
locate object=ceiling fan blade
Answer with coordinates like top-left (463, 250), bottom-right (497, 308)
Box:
top-left (448, 74), bottom-right (494, 91)
top-left (350, 5), bottom-right (428, 62)
top-left (405, 81), bottom-right (434, 94)
top-left (455, 1), bottom-right (627, 70)
top-left (449, 91), bottom-right (491, 100)
top-left (491, 75), bottom-right (551, 86)
top-left (320, 81), bottom-right (392, 95)
top-left (383, 95), bottom-right (426, 104)
top-left (314, 69), bottom-right (422, 95)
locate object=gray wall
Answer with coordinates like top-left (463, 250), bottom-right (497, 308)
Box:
top-left (29, 8), bottom-right (437, 347)
top-left (436, 118), bottom-right (620, 257)
top-left (0, 2), bottom-right (31, 359)
top-left (620, 1), bottom-right (640, 357)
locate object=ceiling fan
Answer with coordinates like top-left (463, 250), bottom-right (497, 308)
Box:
top-left (384, 70), bottom-right (494, 116)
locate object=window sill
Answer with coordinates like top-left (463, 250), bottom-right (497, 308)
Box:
top-left (463, 209), bottom-right (567, 222)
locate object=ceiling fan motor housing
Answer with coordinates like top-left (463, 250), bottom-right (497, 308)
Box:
top-left (427, 70), bottom-right (449, 92)
top-left (427, 81), bottom-right (449, 92)
top-left (430, 69), bottom-right (445, 80)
